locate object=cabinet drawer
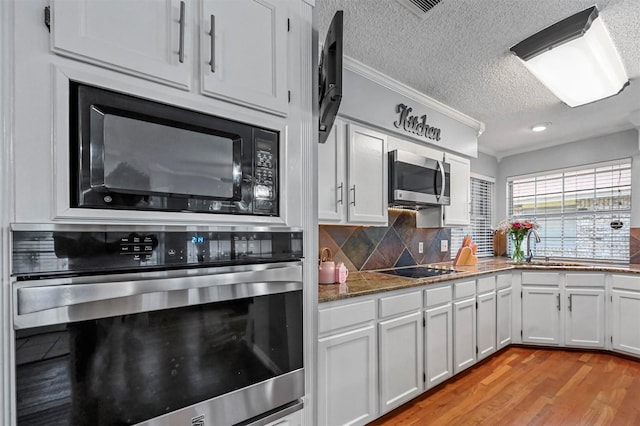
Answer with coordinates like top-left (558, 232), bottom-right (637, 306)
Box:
top-left (319, 299), bottom-right (376, 334)
top-left (425, 285), bottom-right (452, 307)
top-left (565, 273), bottom-right (605, 288)
top-left (454, 280), bottom-right (476, 299)
top-left (379, 291), bottom-right (422, 318)
top-left (611, 274), bottom-right (640, 291)
top-left (521, 272), bottom-right (560, 286)
top-left (496, 273), bottom-right (512, 289)
top-left (477, 276), bottom-right (496, 294)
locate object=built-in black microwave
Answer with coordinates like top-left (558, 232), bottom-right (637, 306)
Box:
top-left (70, 83), bottom-right (278, 216)
top-left (388, 149), bottom-right (450, 208)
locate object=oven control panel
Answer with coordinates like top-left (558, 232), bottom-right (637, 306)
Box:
top-left (11, 228), bottom-right (302, 279)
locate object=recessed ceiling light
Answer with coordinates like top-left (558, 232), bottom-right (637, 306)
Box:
top-left (531, 123), bottom-right (551, 132)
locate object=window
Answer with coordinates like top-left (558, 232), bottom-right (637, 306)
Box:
top-left (451, 175), bottom-right (494, 259)
top-left (507, 159), bottom-right (631, 262)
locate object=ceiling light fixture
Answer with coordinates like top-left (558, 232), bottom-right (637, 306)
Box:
top-left (510, 6), bottom-right (629, 108)
top-left (531, 123), bottom-right (550, 132)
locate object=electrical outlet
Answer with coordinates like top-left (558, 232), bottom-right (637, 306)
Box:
top-left (418, 242), bottom-right (424, 254)
top-left (440, 240), bottom-right (448, 252)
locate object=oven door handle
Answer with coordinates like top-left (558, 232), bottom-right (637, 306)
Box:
top-left (15, 262), bottom-right (302, 317)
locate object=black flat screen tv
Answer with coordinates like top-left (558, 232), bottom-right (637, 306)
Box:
top-left (318, 10), bottom-right (343, 144)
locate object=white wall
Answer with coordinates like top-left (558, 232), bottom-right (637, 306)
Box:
top-left (495, 128), bottom-right (640, 225)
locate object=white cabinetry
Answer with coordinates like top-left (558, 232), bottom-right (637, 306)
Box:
top-left (51, 0), bottom-right (289, 114)
top-left (318, 122), bottom-right (388, 225)
top-left (378, 291), bottom-right (423, 413)
top-left (318, 300), bottom-right (377, 426)
top-left (564, 273), bottom-right (605, 349)
top-left (521, 272), bottom-right (562, 346)
top-left (442, 153), bottom-right (470, 226)
top-left (611, 274), bottom-right (640, 357)
top-left (51, 0), bottom-right (192, 89)
top-left (200, 0), bottom-right (289, 114)
top-left (476, 276), bottom-right (496, 361)
top-left (452, 280), bottom-right (476, 374)
top-left (424, 285), bottom-right (453, 389)
top-left (496, 274), bottom-right (513, 350)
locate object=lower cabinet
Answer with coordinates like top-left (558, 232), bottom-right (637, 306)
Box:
top-left (453, 297), bottom-right (476, 373)
top-left (521, 286), bottom-right (562, 345)
top-left (476, 291), bottom-right (497, 361)
top-left (378, 311), bottom-right (423, 413)
top-left (565, 288), bottom-right (605, 348)
top-left (611, 279), bottom-right (640, 357)
top-left (496, 286), bottom-right (513, 349)
top-left (317, 325), bottom-right (377, 426)
top-left (424, 303), bottom-right (453, 389)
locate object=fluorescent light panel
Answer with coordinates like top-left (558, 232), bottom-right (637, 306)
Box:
top-left (511, 7), bottom-right (629, 107)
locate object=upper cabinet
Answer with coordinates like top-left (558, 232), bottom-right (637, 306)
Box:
top-left (200, 0), bottom-right (288, 115)
top-left (318, 122), bottom-right (388, 226)
top-left (51, 0), bottom-right (192, 90)
top-left (442, 153), bottom-right (470, 226)
top-left (50, 0), bottom-right (289, 115)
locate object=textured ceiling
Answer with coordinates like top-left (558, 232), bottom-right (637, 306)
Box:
top-left (315, 0), bottom-right (640, 159)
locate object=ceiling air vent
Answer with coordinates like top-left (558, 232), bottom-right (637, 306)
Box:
top-left (397, 0), bottom-right (443, 18)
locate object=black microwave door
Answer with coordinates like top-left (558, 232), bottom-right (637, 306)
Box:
top-left (72, 84), bottom-right (247, 212)
top-left (395, 161), bottom-right (439, 196)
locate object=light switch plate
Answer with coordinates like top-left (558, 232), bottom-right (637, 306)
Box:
top-left (418, 242), bottom-right (424, 254)
top-left (440, 240), bottom-right (448, 252)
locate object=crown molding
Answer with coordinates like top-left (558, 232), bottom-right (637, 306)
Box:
top-left (343, 56), bottom-right (485, 137)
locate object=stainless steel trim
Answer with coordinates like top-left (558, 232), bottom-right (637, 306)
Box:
top-left (11, 223), bottom-right (303, 233)
top-left (14, 261), bottom-right (302, 329)
top-left (245, 400), bottom-right (303, 426)
top-left (393, 189), bottom-right (440, 205)
top-left (209, 14), bottom-right (215, 72)
top-left (178, 1), bottom-right (186, 63)
top-left (134, 369), bottom-right (304, 426)
top-left (436, 159), bottom-right (446, 200)
top-left (390, 149), bottom-right (440, 169)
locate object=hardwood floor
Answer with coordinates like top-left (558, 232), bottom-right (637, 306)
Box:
top-left (369, 347), bottom-right (640, 425)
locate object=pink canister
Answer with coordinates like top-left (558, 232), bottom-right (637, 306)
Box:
top-left (318, 247), bottom-right (336, 284)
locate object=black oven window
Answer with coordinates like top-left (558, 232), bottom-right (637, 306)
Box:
top-left (15, 291), bottom-right (303, 425)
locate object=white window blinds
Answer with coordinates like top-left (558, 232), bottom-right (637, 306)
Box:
top-left (451, 175), bottom-right (494, 259)
top-left (507, 159), bottom-right (631, 262)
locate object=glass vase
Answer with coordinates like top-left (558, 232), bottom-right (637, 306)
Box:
top-left (511, 234), bottom-right (525, 262)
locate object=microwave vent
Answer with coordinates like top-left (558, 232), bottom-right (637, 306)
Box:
top-left (397, 0), bottom-right (443, 17)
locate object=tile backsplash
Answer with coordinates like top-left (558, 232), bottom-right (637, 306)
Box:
top-left (630, 228), bottom-right (640, 264)
top-left (319, 209), bottom-right (451, 271)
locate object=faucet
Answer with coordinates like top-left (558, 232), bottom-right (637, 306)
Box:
top-left (525, 229), bottom-right (541, 263)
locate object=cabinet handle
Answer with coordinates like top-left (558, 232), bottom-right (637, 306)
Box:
top-left (350, 185), bottom-right (356, 206)
top-left (178, 1), bottom-right (186, 63)
top-left (568, 294), bottom-right (572, 312)
top-left (337, 182), bottom-right (343, 205)
top-left (556, 294), bottom-right (561, 311)
top-left (209, 14), bottom-right (216, 72)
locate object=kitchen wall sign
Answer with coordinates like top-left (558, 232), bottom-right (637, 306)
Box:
top-left (393, 103), bottom-right (442, 142)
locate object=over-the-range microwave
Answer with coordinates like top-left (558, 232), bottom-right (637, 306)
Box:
top-left (388, 149), bottom-right (451, 208)
top-left (71, 82), bottom-right (279, 216)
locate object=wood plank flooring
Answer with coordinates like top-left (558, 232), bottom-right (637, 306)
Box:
top-left (369, 347), bottom-right (640, 425)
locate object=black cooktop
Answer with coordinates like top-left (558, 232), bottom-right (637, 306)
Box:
top-left (378, 266), bottom-right (457, 279)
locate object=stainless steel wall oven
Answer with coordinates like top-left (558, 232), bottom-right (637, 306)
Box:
top-left (11, 225), bottom-right (304, 426)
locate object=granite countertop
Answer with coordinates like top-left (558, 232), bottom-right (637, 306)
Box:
top-left (318, 257), bottom-right (640, 303)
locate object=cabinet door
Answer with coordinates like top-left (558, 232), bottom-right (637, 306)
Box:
top-left (201, 0), bottom-right (288, 115)
top-left (318, 326), bottom-right (377, 426)
top-left (611, 289), bottom-right (640, 357)
top-left (347, 124), bottom-right (388, 225)
top-left (51, 0), bottom-right (191, 89)
top-left (496, 287), bottom-right (513, 349)
top-left (522, 287), bottom-right (561, 345)
top-left (476, 291), bottom-right (497, 360)
top-left (565, 288), bottom-right (605, 348)
top-left (442, 153), bottom-right (470, 227)
top-left (318, 120), bottom-right (346, 223)
top-left (378, 312), bottom-right (423, 414)
top-left (453, 297), bottom-right (476, 374)
top-left (425, 304), bottom-right (453, 389)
